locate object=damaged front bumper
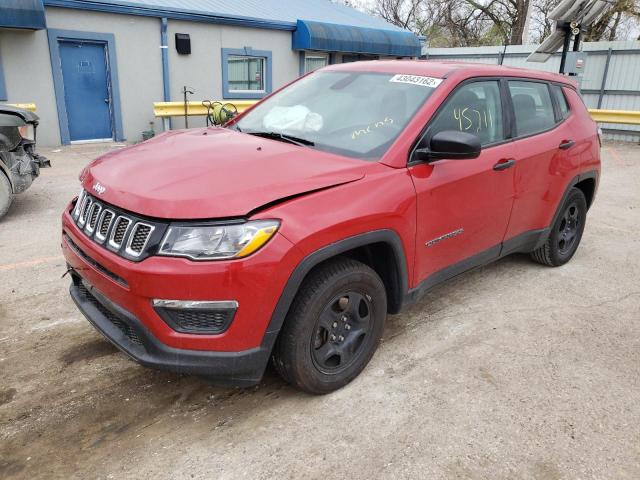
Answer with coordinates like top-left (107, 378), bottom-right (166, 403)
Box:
top-left (0, 146), bottom-right (50, 194)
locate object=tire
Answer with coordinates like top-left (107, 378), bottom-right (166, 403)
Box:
top-left (272, 257), bottom-right (387, 394)
top-left (0, 172), bottom-right (13, 220)
top-left (530, 187), bottom-right (587, 267)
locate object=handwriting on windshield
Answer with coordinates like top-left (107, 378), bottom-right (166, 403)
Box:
top-left (351, 117), bottom-right (394, 140)
top-left (453, 108), bottom-right (493, 133)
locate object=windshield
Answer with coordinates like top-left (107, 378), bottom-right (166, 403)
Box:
top-left (234, 71), bottom-right (442, 160)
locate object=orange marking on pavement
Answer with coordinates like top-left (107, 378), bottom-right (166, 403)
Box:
top-left (606, 146), bottom-right (624, 167)
top-left (0, 255), bottom-right (64, 272)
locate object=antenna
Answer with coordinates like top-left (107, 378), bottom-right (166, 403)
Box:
top-left (527, 0), bottom-right (614, 74)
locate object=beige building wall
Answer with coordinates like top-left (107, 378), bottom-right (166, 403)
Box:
top-left (166, 20), bottom-right (300, 129)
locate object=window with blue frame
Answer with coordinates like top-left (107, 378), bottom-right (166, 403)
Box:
top-left (221, 48), bottom-right (272, 99)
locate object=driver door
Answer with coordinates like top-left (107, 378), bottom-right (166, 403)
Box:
top-left (409, 80), bottom-right (516, 286)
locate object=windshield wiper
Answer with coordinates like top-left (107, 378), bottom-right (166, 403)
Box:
top-left (247, 131), bottom-right (314, 147)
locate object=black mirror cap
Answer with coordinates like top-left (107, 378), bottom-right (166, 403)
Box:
top-left (425, 130), bottom-right (481, 161)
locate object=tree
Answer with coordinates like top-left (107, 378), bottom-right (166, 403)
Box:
top-left (361, 0), bottom-right (640, 46)
top-left (374, 0), bottom-right (423, 30)
top-left (463, 0), bottom-right (532, 45)
top-left (584, 0), bottom-right (640, 41)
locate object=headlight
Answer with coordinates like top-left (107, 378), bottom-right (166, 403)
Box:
top-left (18, 124), bottom-right (35, 141)
top-left (158, 220), bottom-right (279, 260)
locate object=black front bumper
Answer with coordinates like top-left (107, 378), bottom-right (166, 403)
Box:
top-left (69, 275), bottom-right (271, 387)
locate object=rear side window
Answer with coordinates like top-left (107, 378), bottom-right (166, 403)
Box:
top-left (508, 81), bottom-right (555, 137)
top-left (551, 85), bottom-right (571, 119)
top-left (427, 80), bottom-right (504, 146)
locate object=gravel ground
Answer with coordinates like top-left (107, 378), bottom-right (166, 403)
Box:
top-left (0, 141), bottom-right (639, 479)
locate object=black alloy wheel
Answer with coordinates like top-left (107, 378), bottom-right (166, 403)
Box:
top-left (273, 257), bottom-right (387, 394)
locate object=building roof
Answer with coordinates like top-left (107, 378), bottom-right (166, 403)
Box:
top-left (44, 0), bottom-right (407, 32)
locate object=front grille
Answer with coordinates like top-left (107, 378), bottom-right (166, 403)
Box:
top-left (126, 223), bottom-right (154, 255)
top-left (96, 210), bottom-right (114, 242)
top-left (87, 203), bottom-right (101, 232)
top-left (111, 217), bottom-right (130, 245)
top-left (77, 282), bottom-right (142, 345)
top-left (70, 190), bottom-right (165, 261)
top-left (99, 211), bottom-right (113, 236)
top-left (79, 197), bottom-right (92, 226)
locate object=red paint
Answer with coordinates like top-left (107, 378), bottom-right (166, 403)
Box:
top-left (62, 61), bottom-right (600, 360)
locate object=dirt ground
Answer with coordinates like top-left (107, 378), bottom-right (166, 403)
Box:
top-left (1, 141), bottom-right (639, 479)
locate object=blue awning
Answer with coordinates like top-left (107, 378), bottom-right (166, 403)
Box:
top-left (293, 19), bottom-right (421, 57)
top-left (0, 0), bottom-right (46, 30)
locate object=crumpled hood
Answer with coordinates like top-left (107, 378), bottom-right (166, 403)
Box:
top-left (82, 128), bottom-right (366, 219)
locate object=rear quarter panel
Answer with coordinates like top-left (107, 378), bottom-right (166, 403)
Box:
top-left (565, 87), bottom-right (601, 178)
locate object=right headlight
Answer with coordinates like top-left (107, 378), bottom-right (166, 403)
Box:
top-left (158, 219), bottom-right (280, 260)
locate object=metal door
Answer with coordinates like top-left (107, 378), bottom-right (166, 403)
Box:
top-left (59, 40), bottom-right (113, 141)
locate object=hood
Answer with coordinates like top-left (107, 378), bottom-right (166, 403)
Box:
top-left (82, 128), bottom-right (367, 219)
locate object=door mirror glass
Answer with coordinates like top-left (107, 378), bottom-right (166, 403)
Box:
top-left (413, 130), bottom-right (481, 162)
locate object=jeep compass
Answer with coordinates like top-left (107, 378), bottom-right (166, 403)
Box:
top-left (61, 61), bottom-right (600, 393)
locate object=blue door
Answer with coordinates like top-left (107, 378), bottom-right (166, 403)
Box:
top-left (59, 41), bottom-right (113, 141)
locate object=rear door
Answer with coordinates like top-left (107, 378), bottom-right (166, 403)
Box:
top-left (501, 80), bottom-right (580, 247)
top-left (409, 79), bottom-right (516, 286)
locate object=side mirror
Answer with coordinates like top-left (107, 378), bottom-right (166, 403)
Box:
top-left (412, 130), bottom-right (481, 163)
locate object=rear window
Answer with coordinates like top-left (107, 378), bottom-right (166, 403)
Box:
top-left (508, 81), bottom-right (555, 137)
top-left (551, 85), bottom-right (571, 119)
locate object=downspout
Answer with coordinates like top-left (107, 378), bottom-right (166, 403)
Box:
top-left (160, 17), bottom-right (171, 131)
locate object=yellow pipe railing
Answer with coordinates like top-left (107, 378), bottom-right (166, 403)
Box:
top-left (153, 100), bottom-right (258, 118)
top-left (588, 109), bottom-right (640, 125)
top-left (5, 103), bottom-right (37, 112)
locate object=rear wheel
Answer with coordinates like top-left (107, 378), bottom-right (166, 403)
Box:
top-left (0, 172), bottom-right (13, 220)
top-left (531, 188), bottom-right (587, 267)
top-left (272, 257), bottom-right (387, 394)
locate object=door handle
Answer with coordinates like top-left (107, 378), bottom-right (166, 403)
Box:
top-left (493, 158), bottom-right (516, 171)
top-left (559, 139), bottom-right (575, 150)
top-left (104, 98), bottom-right (110, 103)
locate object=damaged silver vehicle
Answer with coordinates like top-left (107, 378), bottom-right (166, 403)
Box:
top-left (0, 105), bottom-right (50, 219)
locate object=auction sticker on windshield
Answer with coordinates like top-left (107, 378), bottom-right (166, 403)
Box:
top-left (389, 74), bottom-right (443, 88)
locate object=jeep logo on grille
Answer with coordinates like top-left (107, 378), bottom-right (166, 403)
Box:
top-left (92, 182), bottom-right (106, 195)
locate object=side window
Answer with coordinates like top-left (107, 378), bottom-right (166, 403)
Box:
top-left (427, 81), bottom-right (504, 146)
top-left (508, 81), bottom-right (555, 136)
top-left (551, 84), bottom-right (571, 119)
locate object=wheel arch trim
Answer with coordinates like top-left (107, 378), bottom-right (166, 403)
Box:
top-left (549, 170), bottom-right (598, 232)
top-left (260, 229), bottom-right (409, 351)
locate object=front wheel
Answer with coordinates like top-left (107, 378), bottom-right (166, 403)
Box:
top-left (272, 257), bottom-right (387, 394)
top-left (531, 187), bottom-right (587, 267)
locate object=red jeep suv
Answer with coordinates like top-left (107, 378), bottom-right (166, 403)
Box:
top-left (62, 61), bottom-right (600, 394)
